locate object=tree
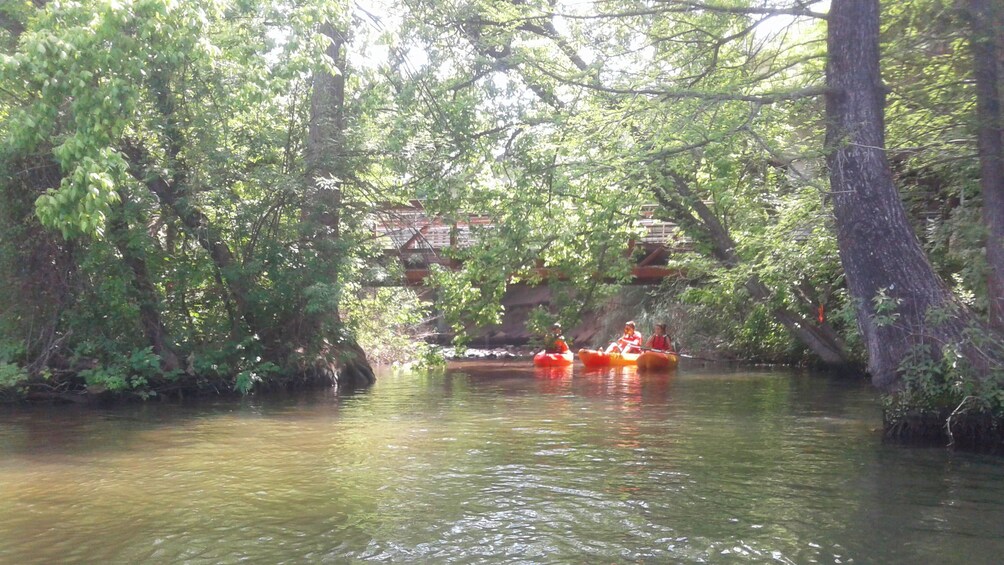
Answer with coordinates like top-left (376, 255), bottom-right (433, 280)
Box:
top-left (301, 17), bottom-right (375, 387)
top-left (0, 1), bottom-right (47, 45)
top-left (963, 0), bottom-right (1004, 332)
top-left (0, 0), bottom-right (382, 397)
top-left (394, 0), bottom-right (855, 364)
top-left (824, 0), bottom-right (1001, 390)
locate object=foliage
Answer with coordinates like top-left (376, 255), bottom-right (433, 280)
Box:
top-left (871, 287), bottom-right (903, 328)
top-left (0, 0), bottom-right (393, 398)
top-left (0, 0), bottom-right (1000, 410)
top-left (0, 362), bottom-right (27, 389)
top-left (883, 341), bottom-right (1004, 425)
top-left (880, 0), bottom-right (990, 315)
top-left (879, 299), bottom-right (1004, 444)
top-left (648, 271), bottom-right (811, 363)
top-left (386, 0), bottom-right (858, 363)
top-left (235, 362), bottom-right (281, 395)
top-left (341, 286), bottom-right (438, 366)
top-left (79, 347), bottom-right (168, 397)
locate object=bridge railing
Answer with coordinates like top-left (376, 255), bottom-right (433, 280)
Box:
top-left (369, 201), bottom-right (688, 283)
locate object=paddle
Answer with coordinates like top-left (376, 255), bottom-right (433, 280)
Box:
top-left (640, 346), bottom-right (718, 362)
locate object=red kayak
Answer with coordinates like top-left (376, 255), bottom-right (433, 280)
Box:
top-left (578, 349), bottom-right (641, 367)
top-left (637, 350), bottom-right (679, 371)
top-left (533, 350), bottom-right (574, 367)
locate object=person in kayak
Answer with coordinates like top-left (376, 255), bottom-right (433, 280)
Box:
top-left (645, 323), bottom-right (674, 352)
top-left (606, 321), bottom-right (643, 354)
top-left (544, 322), bottom-right (569, 354)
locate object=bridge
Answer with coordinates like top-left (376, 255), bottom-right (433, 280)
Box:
top-left (371, 201), bottom-right (686, 285)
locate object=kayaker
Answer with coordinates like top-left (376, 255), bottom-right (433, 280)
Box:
top-left (606, 321), bottom-right (643, 354)
top-left (645, 323), bottom-right (674, 352)
top-left (544, 322), bottom-right (569, 354)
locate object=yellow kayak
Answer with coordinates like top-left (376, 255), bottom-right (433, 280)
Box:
top-left (637, 350), bottom-right (679, 371)
top-left (578, 349), bottom-right (641, 367)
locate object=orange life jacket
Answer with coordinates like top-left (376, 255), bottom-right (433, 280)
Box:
top-left (546, 336), bottom-right (569, 353)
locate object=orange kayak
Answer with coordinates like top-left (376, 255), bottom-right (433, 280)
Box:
top-left (637, 350), bottom-right (679, 371)
top-left (578, 349), bottom-right (641, 367)
top-left (533, 350), bottom-right (574, 367)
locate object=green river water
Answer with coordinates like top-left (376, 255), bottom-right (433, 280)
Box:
top-left (2, 362), bottom-right (1004, 564)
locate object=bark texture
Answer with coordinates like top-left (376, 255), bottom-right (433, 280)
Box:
top-left (825, 0), bottom-right (998, 390)
top-left (965, 0), bottom-right (1004, 331)
top-left (305, 22), bottom-right (375, 388)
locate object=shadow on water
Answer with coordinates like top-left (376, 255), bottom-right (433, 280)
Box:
top-left (0, 385), bottom-right (379, 461)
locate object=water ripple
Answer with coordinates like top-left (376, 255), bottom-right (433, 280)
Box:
top-left (1, 368), bottom-right (1003, 563)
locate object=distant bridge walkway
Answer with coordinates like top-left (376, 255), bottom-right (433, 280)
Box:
top-left (371, 202), bottom-right (687, 285)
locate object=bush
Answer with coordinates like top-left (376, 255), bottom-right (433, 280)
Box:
top-left (342, 287), bottom-right (438, 366)
top-left (883, 335), bottom-right (1004, 447)
top-left (78, 347), bottom-right (174, 398)
top-left (0, 362), bottom-right (27, 389)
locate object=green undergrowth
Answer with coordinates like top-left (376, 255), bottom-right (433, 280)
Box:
top-left (883, 342), bottom-right (1004, 449)
top-left (0, 285), bottom-right (442, 403)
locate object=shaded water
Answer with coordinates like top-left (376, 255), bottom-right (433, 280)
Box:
top-left (2, 363), bottom-right (1004, 564)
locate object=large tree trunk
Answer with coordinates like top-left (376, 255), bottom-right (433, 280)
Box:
top-left (304, 22), bottom-right (375, 387)
top-left (825, 0), bottom-right (997, 391)
top-left (964, 0), bottom-right (1004, 332)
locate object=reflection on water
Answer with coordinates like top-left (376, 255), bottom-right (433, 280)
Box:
top-left (2, 364), bottom-right (1004, 563)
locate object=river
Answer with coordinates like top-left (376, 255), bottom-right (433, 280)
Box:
top-left (2, 362), bottom-right (1003, 563)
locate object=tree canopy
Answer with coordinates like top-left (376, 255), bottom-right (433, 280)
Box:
top-left (1, 0), bottom-right (1003, 443)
